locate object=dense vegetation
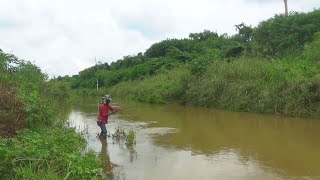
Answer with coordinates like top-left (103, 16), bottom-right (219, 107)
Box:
top-left (0, 50), bottom-right (103, 179)
top-left (54, 9), bottom-right (320, 118)
top-left (1, 7), bottom-right (320, 180)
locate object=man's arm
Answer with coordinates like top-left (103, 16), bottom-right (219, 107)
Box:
top-left (105, 106), bottom-right (121, 117)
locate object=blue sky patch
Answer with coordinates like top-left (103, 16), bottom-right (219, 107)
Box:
top-left (127, 23), bottom-right (157, 38)
top-left (0, 20), bottom-right (11, 28)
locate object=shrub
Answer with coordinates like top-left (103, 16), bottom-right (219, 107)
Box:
top-left (302, 32), bottom-right (320, 61)
top-left (0, 128), bottom-right (102, 179)
top-left (23, 91), bottom-right (54, 129)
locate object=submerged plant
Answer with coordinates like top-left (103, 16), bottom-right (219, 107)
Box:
top-left (125, 130), bottom-right (136, 147)
top-left (111, 126), bottom-right (126, 140)
top-left (111, 127), bottom-right (136, 148)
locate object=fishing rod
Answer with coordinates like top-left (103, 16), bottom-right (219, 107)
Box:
top-left (106, 106), bottom-right (148, 117)
top-left (97, 105), bottom-right (149, 138)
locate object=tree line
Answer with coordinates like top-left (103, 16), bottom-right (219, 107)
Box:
top-left (54, 9), bottom-right (320, 91)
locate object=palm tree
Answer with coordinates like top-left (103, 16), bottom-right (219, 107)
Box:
top-left (284, 0), bottom-right (288, 16)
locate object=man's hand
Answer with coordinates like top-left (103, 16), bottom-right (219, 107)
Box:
top-left (105, 107), bottom-right (121, 118)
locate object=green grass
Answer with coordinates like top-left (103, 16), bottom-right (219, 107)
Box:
top-left (0, 127), bottom-right (103, 180)
top-left (188, 57), bottom-right (320, 117)
top-left (110, 67), bottom-right (190, 104)
top-left (109, 57), bottom-right (320, 118)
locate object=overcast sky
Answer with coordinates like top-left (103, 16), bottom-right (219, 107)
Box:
top-left (0, 0), bottom-right (319, 77)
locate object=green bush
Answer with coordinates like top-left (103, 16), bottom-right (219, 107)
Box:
top-left (188, 57), bottom-right (209, 76)
top-left (253, 9), bottom-right (320, 56)
top-left (0, 128), bottom-right (102, 179)
top-left (109, 56), bottom-right (320, 118)
top-left (0, 51), bottom-right (52, 135)
top-left (110, 67), bottom-right (189, 104)
top-left (125, 130), bottom-right (136, 147)
top-left (186, 57), bottom-right (320, 117)
top-left (302, 32), bottom-right (320, 61)
top-left (0, 50), bottom-right (103, 179)
top-left (23, 91), bottom-right (54, 129)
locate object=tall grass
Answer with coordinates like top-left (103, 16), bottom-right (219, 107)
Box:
top-left (110, 67), bottom-right (190, 104)
top-left (109, 57), bottom-right (320, 118)
top-left (0, 128), bottom-right (103, 179)
top-left (187, 57), bottom-right (320, 117)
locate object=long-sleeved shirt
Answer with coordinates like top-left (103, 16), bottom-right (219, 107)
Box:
top-left (97, 103), bottom-right (114, 124)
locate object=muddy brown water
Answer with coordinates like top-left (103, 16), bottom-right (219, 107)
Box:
top-left (66, 97), bottom-right (320, 180)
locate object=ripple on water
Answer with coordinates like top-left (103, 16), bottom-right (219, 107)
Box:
top-left (140, 127), bottom-right (179, 135)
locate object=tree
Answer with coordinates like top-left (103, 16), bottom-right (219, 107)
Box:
top-left (253, 9), bottom-right (320, 56)
top-left (189, 30), bottom-right (218, 41)
top-left (235, 23), bottom-right (253, 43)
top-left (284, 0), bottom-right (288, 16)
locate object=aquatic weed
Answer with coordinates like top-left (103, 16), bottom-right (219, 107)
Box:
top-left (111, 127), bottom-right (136, 148)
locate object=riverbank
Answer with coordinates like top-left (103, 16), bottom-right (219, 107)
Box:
top-left (54, 9), bottom-right (320, 119)
top-left (0, 51), bottom-right (104, 179)
top-left (0, 127), bottom-right (103, 179)
top-left (109, 57), bottom-right (320, 118)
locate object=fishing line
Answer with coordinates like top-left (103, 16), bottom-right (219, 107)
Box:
top-left (107, 106), bottom-right (150, 116)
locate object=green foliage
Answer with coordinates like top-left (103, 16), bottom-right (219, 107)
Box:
top-left (13, 62), bottom-right (46, 92)
top-left (0, 50), bottom-right (103, 179)
top-left (110, 67), bottom-right (189, 104)
top-left (235, 23), bottom-right (253, 44)
top-left (23, 90), bottom-right (54, 129)
top-left (53, 9), bottom-right (320, 118)
top-left (110, 57), bottom-right (320, 118)
top-left (0, 51), bottom-right (52, 135)
top-left (70, 88), bottom-right (106, 99)
top-left (145, 39), bottom-right (174, 58)
top-left (166, 47), bottom-right (192, 63)
top-left (253, 9), bottom-right (320, 56)
top-left (302, 32), bottom-right (320, 61)
top-left (60, 29), bottom-right (246, 90)
top-left (112, 126), bottom-right (126, 140)
top-left (188, 57), bottom-right (209, 76)
top-left (189, 30), bottom-right (219, 41)
top-left (125, 130), bottom-right (136, 146)
top-left (186, 58), bottom-right (270, 108)
top-left (0, 128), bottom-right (102, 179)
top-left (187, 57), bottom-right (320, 117)
top-left (111, 127), bottom-right (136, 148)
top-left (42, 80), bottom-right (70, 100)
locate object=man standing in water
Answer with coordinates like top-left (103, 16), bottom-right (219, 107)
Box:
top-left (97, 95), bottom-right (121, 138)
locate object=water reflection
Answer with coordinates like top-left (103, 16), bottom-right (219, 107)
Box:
top-left (99, 137), bottom-right (114, 178)
top-left (127, 145), bottom-right (138, 163)
top-left (65, 97), bottom-right (320, 180)
top-left (148, 109), bottom-right (320, 178)
top-left (111, 133), bottom-right (138, 163)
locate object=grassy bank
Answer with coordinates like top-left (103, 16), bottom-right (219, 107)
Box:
top-left (110, 57), bottom-right (320, 118)
top-left (0, 51), bottom-right (104, 179)
top-left (109, 67), bottom-right (189, 104)
top-left (54, 9), bottom-right (320, 119)
top-left (0, 128), bottom-right (102, 179)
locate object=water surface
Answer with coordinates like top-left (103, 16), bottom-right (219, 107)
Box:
top-left (67, 97), bottom-right (320, 180)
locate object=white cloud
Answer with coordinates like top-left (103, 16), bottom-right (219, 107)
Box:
top-left (0, 0), bottom-right (319, 77)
